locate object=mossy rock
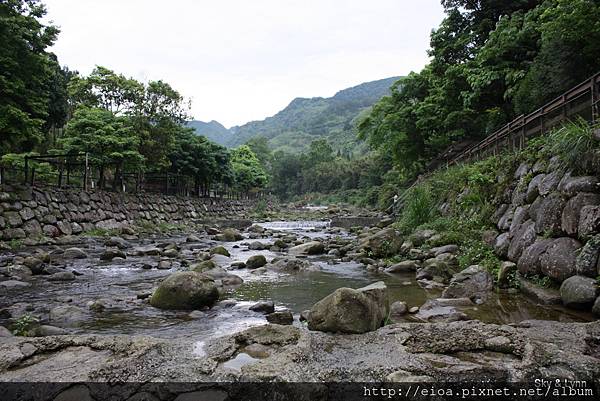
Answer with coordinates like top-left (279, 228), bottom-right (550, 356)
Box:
top-left (150, 271), bottom-right (219, 310)
top-left (190, 260), bottom-right (217, 273)
top-left (246, 255), bottom-right (267, 269)
top-left (214, 228), bottom-right (243, 242)
top-left (210, 246), bottom-right (230, 257)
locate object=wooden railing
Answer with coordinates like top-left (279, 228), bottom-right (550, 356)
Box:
top-left (394, 71), bottom-right (600, 208)
top-left (447, 71), bottom-right (600, 165)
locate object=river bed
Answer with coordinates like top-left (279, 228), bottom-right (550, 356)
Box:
top-left (0, 220), bottom-right (592, 342)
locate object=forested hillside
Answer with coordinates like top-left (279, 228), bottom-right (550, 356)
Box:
top-left (359, 0), bottom-right (600, 183)
top-left (186, 120), bottom-right (232, 147)
top-left (190, 76), bottom-right (401, 153)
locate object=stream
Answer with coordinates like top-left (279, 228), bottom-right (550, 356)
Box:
top-left (0, 219), bottom-right (593, 343)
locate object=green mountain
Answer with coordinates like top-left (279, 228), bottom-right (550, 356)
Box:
top-left (186, 120), bottom-right (233, 146)
top-left (189, 76), bottom-right (402, 153)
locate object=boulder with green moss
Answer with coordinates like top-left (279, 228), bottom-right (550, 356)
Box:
top-left (150, 272), bottom-right (219, 310)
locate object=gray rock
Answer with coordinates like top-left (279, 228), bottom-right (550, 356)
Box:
top-left (593, 297), bottom-right (600, 316)
top-left (493, 232), bottom-right (510, 258)
top-left (507, 220), bottom-right (536, 261)
top-left (561, 193), bottom-right (600, 236)
top-left (56, 220), bottom-right (73, 235)
top-left (517, 239), bottom-right (553, 276)
top-left (49, 305), bottom-right (87, 326)
top-left (0, 326), bottom-right (12, 337)
top-left (22, 219), bottom-right (42, 236)
top-left (266, 310), bottom-right (293, 325)
top-left (415, 299), bottom-right (469, 323)
top-left (32, 325), bottom-right (68, 336)
top-left (63, 247), bottom-right (87, 259)
top-left (442, 265), bottom-right (493, 301)
top-left (161, 248), bottom-right (179, 258)
top-left (358, 228), bottom-right (403, 257)
top-left (559, 176), bottom-right (600, 197)
top-left (249, 301), bottom-right (275, 314)
top-left (4, 211), bottom-right (22, 227)
top-left (100, 248), bottom-right (126, 261)
top-left (389, 301), bottom-right (408, 320)
top-left (268, 257), bottom-right (320, 272)
top-left (560, 275), bottom-right (599, 309)
top-left (288, 241), bottom-right (325, 256)
top-left (578, 205), bottom-right (600, 239)
top-left (526, 174), bottom-right (545, 203)
top-left (210, 246), bottom-right (230, 257)
top-left (42, 224), bottom-right (60, 237)
top-left (535, 192), bottom-right (565, 236)
top-left (497, 261), bottom-right (516, 288)
top-left (518, 276), bottom-right (562, 305)
top-left (509, 206), bottom-right (529, 237)
top-left (575, 235), bottom-right (600, 277)
top-left (408, 229), bottom-right (436, 246)
top-left (385, 260), bottom-right (419, 273)
top-left (540, 237), bottom-right (581, 282)
top-left (22, 256), bottom-right (43, 274)
top-left (214, 228), bottom-right (243, 242)
top-left (539, 170), bottom-right (562, 196)
top-left (150, 271), bottom-right (219, 310)
top-left (246, 255), bottom-right (267, 269)
top-left (0, 280), bottom-right (31, 289)
top-left (248, 241), bottom-right (270, 250)
top-left (104, 236), bottom-right (130, 249)
top-left (429, 244), bottom-right (459, 256)
top-left (47, 271), bottom-right (76, 281)
top-left (307, 281), bottom-right (389, 334)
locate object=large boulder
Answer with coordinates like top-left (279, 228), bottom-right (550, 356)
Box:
top-left (560, 275), bottom-right (599, 309)
top-left (578, 205), bottom-right (600, 239)
top-left (561, 193), bottom-right (600, 236)
top-left (517, 238), bottom-right (553, 276)
top-left (150, 272), bottom-right (219, 310)
top-left (63, 247), bottom-right (87, 259)
top-left (214, 228), bottom-right (243, 242)
top-left (507, 220), bottom-right (536, 261)
top-left (534, 192), bottom-right (565, 236)
top-left (288, 241), bottom-right (325, 256)
top-left (267, 257), bottom-right (320, 272)
top-left (358, 228), bottom-right (403, 258)
top-left (307, 281), bottom-right (389, 334)
top-left (575, 234), bottom-right (600, 277)
top-left (559, 176), bottom-right (600, 197)
top-left (493, 233), bottom-right (510, 258)
top-left (385, 260), bottom-right (419, 273)
top-left (540, 237), bottom-right (581, 282)
top-left (246, 255), bottom-right (267, 269)
top-left (442, 265), bottom-right (494, 301)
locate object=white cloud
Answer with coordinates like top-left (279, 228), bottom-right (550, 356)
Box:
top-left (43, 0), bottom-right (445, 127)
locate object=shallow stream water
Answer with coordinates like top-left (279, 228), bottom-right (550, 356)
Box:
top-left (0, 220), bottom-right (593, 343)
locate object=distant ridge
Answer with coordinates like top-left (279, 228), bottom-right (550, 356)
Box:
top-left (188, 76), bottom-right (402, 153)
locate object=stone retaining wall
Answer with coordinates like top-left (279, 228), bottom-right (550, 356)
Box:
top-left (491, 156), bottom-right (600, 285)
top-left (0, 184), bottom-right (254, 242)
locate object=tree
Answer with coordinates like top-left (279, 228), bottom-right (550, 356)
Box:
top-left (0, 0), bottom-right (60, 153)
top-left (231, 145), bottom-right (268, 195)
top-left (61, 107), bottom-right (143, 188)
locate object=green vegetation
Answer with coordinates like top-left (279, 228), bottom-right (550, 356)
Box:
top-left (0, 1), bottom-right (268, 197)
top-left (359, 0), bottom-right (600, 181)
top-left (393, 120), bottom-right (600, 280)
top-left (11, 314), bottom-right (38, 336)
top-left (190, 77), bottom-right (401, 154)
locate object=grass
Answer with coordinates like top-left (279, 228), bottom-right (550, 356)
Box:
top-left (11, 314), bottom-right (39, 336)
top-left (7, 239), bottom-right (23, 249)
top-left (82, 227), bottom-right (119, 238)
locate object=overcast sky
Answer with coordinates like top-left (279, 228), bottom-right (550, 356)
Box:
top-left (43, 0), bottom-right (445, 128)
